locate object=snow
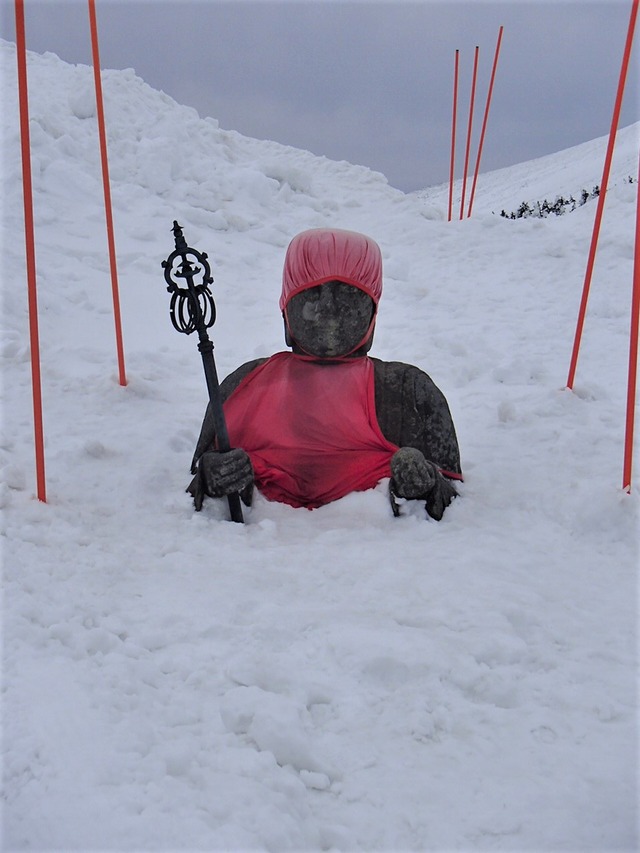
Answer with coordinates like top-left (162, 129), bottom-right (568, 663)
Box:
top-left (2, 41), bottom-right (638, 851)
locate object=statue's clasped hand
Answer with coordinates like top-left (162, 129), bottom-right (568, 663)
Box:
top-left (390, 447), bottom-right (458, 521)
top-left (391, 447), bottom-right (436, 497)
top-left (191, 449), bottom-right (254, 511)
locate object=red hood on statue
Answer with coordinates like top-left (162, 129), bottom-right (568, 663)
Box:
top-left (279, 227), bottom-right (383, 310)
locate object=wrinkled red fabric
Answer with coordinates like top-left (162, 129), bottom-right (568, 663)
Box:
top-left (279, 228), bottom-right (383, 311)
top-left (223, 352), bottom-right (399, 508)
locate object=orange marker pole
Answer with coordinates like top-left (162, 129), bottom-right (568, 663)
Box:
top-left (467, 26), bottom-right (504, 218)
top-left (88, 0), bottom-right (127, 386)
top-left (15, 0), bottom-right (46, 502)
top-left (622, 149), bottom-right (640, 492)
top-left (459, 46), bottom-right (479, 221)
top-left (566, 0), bottom-right (638, 389)
top-left (448, 49), bottom-right (459, 222)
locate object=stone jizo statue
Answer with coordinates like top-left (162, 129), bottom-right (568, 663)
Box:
top-left (188, 228), bottom-right (462, 519)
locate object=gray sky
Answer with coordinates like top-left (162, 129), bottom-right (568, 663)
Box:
top-left (2, 0), bottom-right (638, 191)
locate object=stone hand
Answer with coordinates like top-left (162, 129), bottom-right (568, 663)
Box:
top-left (191, 449), bottom-right (254, 511)
top-left (390, 447), bottom-right (458, 521)
top-left (390, 447), bottom-right (437, 498)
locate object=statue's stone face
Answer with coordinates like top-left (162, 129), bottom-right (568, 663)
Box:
top-left (286, 280), bottom-right (375, 358)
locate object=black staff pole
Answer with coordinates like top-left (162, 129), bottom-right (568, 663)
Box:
top-left (161, 221), bottom-right (243, 523)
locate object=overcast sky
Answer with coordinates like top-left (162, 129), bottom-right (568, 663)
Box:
top-left (2, 0), bottom-right (638, 192)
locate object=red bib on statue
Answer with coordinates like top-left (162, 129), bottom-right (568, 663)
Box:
top-left (223, 352), bottom-right (398, 508)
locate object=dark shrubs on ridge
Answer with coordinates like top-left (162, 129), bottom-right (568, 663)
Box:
top-left (499, 176), bottom-right (636, 220)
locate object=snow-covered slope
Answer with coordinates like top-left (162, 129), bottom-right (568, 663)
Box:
top-left (418, 123), bottom-right (639, 217)
top-left (2, 42), bottom-right (638, 851)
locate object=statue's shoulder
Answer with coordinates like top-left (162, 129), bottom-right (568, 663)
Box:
top-left (370, 357), bottom-right (442, 397)
top-left (369, 357), bottom-right (460, 474)
top-left (220, 358), bottom-right (269, 401)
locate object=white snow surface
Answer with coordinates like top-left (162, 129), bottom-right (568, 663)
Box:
top-left (2, 43), bottom-right (638, 851)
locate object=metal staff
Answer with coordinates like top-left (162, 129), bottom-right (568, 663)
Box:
top-left (161, 221), bottom-right (243, 523)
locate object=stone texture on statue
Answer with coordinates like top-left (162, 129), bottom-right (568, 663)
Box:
top-left (285, 280), bottom-right (375, 358)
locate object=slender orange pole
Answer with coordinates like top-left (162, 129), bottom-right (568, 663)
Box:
top-left (459, 46), bottom-right (479, 220)
top-left (15, 0), bottom-right (46, 502)
top-left (623, 149), bottom-right (640, 492)
top-left (467, 26), bottom-right (504, 218)
top-left (88, 0), bottom-right (127, 386)
top-left (448, 49), bottom-right (459, 222)
top-left (566, 0), bottom-right (638, 389)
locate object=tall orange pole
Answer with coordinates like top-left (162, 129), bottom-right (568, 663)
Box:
top-left (566, 0), bottom-right (638, 389)
top-left (15, 0), bottom-right (46, 502)
top-left (467, 26), bottom-right (504, 218)
top-left (448, 49), bottom-right (459, 223)
top-left (88, 0), bottom-right (127, 386)
top-left (623, 149), bottom-right (640, 492)
top-left (459, 46), bottom-right (479, 220)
